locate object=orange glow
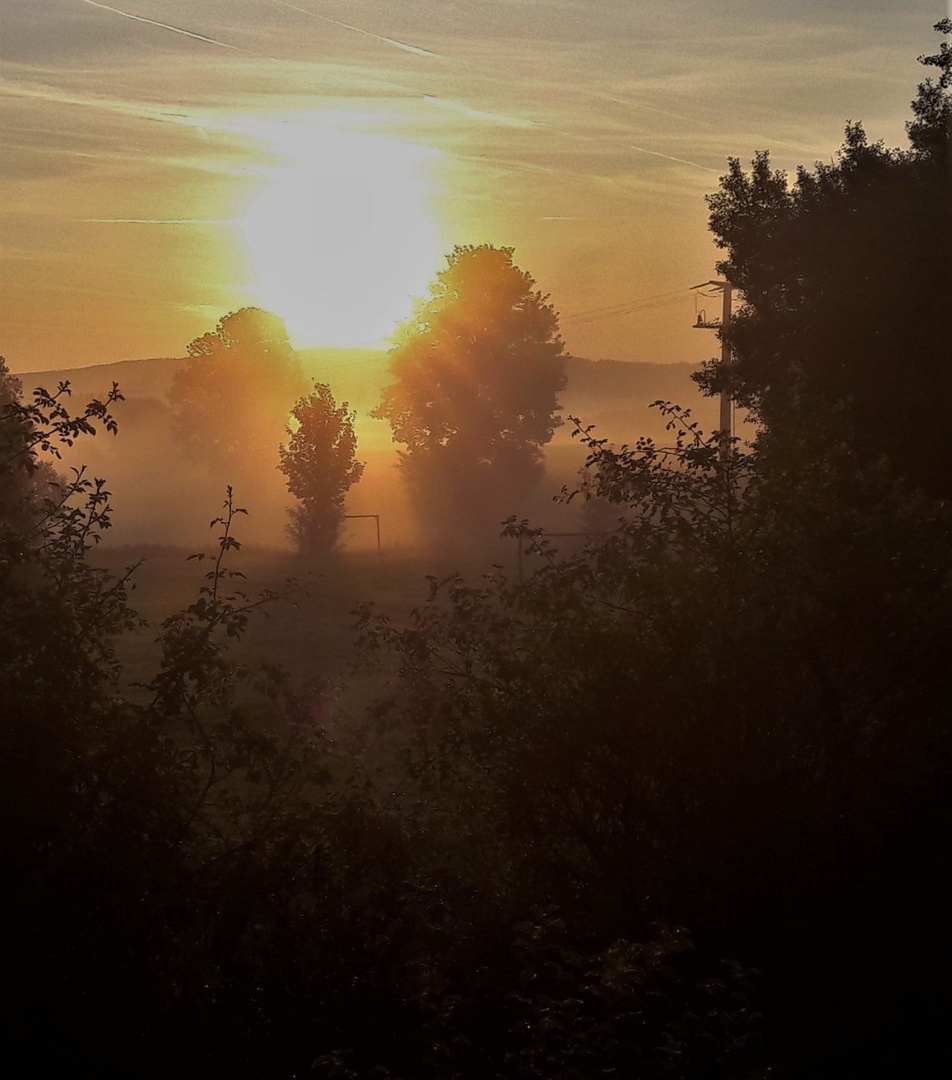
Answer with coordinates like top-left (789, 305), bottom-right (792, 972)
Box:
top-left (236, 115), bottom-right (445, 349)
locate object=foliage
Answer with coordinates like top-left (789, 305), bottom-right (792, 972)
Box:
top-left (907, 17), bottom-right (952, 154)
top-left (1, 356), bottom-right (115, 542)
top-left (3, 376), bottom-right (771, 1078)
top-left (6, 32), bottom-right (951, 1078)
top-left (374, 245), bottom-right (566, 544)
top-left (696, 20), bottom-right (952, 498)
top-left (1, 366), bottom-right (130, 692)
top-left (2, 379), bottom-right (332, 1074)
top-left (0, 355), bottom-right (32, 535)
top-left (278, 382), bottom-right (365, 553)
top-left (359, 400), bottom-right (952, 1073)
top-left (168, 307), bottom-right (308, 472)
top-left (500, 918), bottom-right (762, 1080)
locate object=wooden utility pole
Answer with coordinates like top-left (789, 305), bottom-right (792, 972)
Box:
top-left (691, 280), bottom-right (734, 455)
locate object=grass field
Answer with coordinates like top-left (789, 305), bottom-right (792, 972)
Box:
top-left (91, 541), bottom-right (522, 732)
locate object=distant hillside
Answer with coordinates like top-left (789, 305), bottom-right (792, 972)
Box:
top-left (18, 351), bottom-right (724, 548)
top-left (21, 357), bottom-right (187, 404)
top-left (562, 357), bottom-right (702, 409)
top-left (558, 357), bottom-right (716, 444)
top-left (22, 351), bottom-right (715, 437)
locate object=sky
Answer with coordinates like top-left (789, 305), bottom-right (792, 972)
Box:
top-left (0, 0), bottom-right (946, 372)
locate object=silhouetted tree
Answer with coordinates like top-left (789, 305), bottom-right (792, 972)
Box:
top-left (697, 19), bottom-right (951, 497)
top-left (169, 307), bottom-right (308, 472)
top-left (353, 40), bottom-right (952, 1072)
top-left (0, 357), bottom-right (29, 530)
top-left (279, 382), bottom-right (364, 553)
top-left (2, 379), bottom-right (766, 1079)
top-left (8, 30), bottom-right (952, 1080)
top-left (374, 245), bottom-right (566, 545)
top-left (361, 398), bottom-right (952, 1074)
top-left (1, 357), bottom-right (106, 559)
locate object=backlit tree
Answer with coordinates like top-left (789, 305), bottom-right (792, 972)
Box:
top-left (373, 245), bottom-right (566, 545)
top-left (169, 307), bottom-right (308, 471)
top-left (279, 382), bottom-right (364, 553)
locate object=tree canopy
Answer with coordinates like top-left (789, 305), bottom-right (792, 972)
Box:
top-left (169, 307), bottom-right (308, 471)
top-left (374, 245), bottom-right (566, 543)
top-left (697, 19), bottom-right (951, 498)
top-left (278, 382), bottom-right (364, 553)
top-left (0, 357), bottom-right (28, 531)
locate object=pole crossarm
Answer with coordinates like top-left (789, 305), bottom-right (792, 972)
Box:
top-left (689, 280), bottom-right (735, 451)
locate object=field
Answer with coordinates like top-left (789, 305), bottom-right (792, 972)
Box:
top-left (91, 540), bottom-right (524, 727)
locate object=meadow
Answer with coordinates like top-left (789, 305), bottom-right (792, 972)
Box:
top-left (91, 537), bottom-right (533, 726)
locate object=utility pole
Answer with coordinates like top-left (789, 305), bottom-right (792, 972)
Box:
top-left (691, 280), bottom-right (734, 456)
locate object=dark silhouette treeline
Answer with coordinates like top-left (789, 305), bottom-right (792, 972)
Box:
top-left (1, 22), bottom-right (950, 1078)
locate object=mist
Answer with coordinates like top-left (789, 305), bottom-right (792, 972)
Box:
top-left (30, 347), bottom-right (717, 560)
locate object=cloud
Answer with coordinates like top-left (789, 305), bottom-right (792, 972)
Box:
top-left (0, 77), bottom-right (195, 123)
top-left (422, 95), bottom-right (534, 129)
top-left (76, 0), bottom-right (240, 50)
top-left (270, 1), bottom-right (439, 58)
top-left (81, 217), bottom-right (235, 225)
top-left (1, 0), bottom-right (940, 371)
top-left (628, 145), bottom-right (719, 174)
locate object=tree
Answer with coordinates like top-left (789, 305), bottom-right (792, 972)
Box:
top-left (0, 357), bottom-right (29, 533)
top-left (3, 376), bottom-right (767, 1080)
top-left (696, 19), bottom-right (951, 498)
top-left (373, 245), bottom-right (566, 544)
top-left (169, 307), bottom-right (308, 472)
top-left (360, 402), bottom-right (952, 1075)
top-left (355, 43), bottom-right (952, 1067)
top-left (278, 382), bottom-right (364, 553)
top-left (1, 356), bottom-right (112, 565)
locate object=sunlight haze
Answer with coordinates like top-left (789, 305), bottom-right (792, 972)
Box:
top-left (0, 0), bottom-right (944, 369)
top-left (236, 113), bottom-right (444, 348)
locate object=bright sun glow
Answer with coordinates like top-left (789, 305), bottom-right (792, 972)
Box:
top-left (236, 114), bottom-right (444, 349)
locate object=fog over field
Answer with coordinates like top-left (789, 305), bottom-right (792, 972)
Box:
top-left (25, 349), bottom-right (719, 551)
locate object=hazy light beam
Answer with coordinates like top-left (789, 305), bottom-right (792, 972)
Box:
top-left (271, 0), bottom-right (439, 58)
top-left (77, 0), bottom-right (240, 50)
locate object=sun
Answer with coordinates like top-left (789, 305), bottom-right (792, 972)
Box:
top-left (237, 114), bottom-right (444, 349)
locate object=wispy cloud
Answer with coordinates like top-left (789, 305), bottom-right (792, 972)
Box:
top-left (77, 0), bottom-right (240, 50)
top-left (81, 218), bottom-right (235, 225)
top-left (595, 93), bottom-right (694, 126)
top-left (0, 78), bottom-right (188, 122)
top-left (629, 144), bottom-right (719, 173)
top-left (271, 1), bottom-right (439, 58)
top-left (422, 95), bottom-right (532, 129)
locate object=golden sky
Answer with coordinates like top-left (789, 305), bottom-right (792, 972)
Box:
top-left (0, 0), bottom-right (944, 371)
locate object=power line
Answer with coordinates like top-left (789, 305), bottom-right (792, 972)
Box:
top-left (562, 289), bottom-right (689, 325)
top-left (561, 287), bottom-right (686, 321)
top-left (557, 287), bottom-right (682, 319)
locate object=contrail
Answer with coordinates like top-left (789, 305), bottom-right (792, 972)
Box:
top-left (599, 93), bottom-right (693, 125)
top-left (629, 144), bottom-right (718, 173)
top-left (423, 95), bottom-right (532, 129)
top-left (77, 1), bottom-right (240, 50)
top-left (271, 0), bottom-right (439, 58)
top-left (82, 218), bottom-right (235, 225)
